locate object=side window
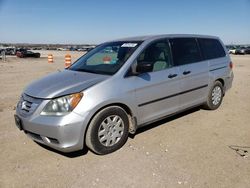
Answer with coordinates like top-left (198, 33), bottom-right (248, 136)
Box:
top-left (137, 40), bottom-right (172, 72)
top-left (170, 38), bottom-right (202, 66)
top-left (199, 38), bottom-right (226, 60)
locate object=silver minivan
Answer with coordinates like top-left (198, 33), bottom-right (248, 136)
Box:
top-left (14, 34), bottom-right (234, 154)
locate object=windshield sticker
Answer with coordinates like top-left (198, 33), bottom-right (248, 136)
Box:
top-left (121, 43), bottom-right (137, 48)
top-left (103, 56), bottom-right (112, 64)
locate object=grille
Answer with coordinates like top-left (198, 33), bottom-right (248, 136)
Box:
top-left (18, 94), bottom-right (42, 116)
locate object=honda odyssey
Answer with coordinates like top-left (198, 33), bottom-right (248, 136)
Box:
top-left (14, 34), bottom-right (234, 155)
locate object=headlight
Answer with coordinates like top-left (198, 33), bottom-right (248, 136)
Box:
top-left (41, 93), bottom-right (83, 116)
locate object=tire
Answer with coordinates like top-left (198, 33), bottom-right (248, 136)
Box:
top-left (85, 106), bottom-right (129, 155)
top-left (203, 81), bottom-right (223, 110)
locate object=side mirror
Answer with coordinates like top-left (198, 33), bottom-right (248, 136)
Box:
top-left (136, 62), bottom-right (153, 74)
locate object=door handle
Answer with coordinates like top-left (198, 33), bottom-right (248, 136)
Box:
top-left (183, 71), bottom-right (191, 75)
top-left (168, 74), bottom-right (178, 78)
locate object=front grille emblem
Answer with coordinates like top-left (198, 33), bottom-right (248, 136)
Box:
top-left (21, 101), bottom-right (29, 111)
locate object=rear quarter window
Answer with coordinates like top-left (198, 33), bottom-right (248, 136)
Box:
top-left (170, 38), bottom-right (202, 66)
top-left (199, 38), bottom-right (226, 60)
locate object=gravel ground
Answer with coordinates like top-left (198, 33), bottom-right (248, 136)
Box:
top-left (0, 52), bottom-right (249, 188)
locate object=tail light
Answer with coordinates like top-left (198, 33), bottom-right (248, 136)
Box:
top-left (229, 61), bottom-right (233, 69)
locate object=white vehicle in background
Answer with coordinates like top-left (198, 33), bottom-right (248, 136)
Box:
top-left (57, 48), bottom-right (68, 51)
top-left (227, 46), bottom-right (237, 54)
top-left (229, 49), bottom-right (237, 54)
top-left (0, 47), bottom-right (16, 55)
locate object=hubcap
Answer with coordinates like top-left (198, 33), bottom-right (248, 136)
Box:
top-left (212, 86), bottom-right (222, 105)
top-left (98, 115), bottom-right (124, 147)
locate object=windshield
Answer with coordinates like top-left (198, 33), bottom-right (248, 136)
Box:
top-left (69, 41), bottom-right (142, 75)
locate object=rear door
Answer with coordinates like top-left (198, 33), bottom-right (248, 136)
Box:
top-left (170, 38), bottom-right (209, 109)
top-left (129, 39), bottom-right (181, 125)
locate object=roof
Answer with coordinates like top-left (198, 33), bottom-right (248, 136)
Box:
top-left (110, 34), bottom-right (219, 42)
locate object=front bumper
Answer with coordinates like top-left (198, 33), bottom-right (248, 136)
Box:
top-left (15, 107), bottom-right (89, 153)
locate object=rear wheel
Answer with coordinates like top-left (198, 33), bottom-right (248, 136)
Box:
top-left (203, 81), bottom-right (223, 110)
top-left (85, 106), bottom-right (129, 155)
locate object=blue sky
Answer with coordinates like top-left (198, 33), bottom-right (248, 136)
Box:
top-left (0, 0), bottom-right (250, 44)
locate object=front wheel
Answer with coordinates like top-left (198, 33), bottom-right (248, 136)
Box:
top-left (203, 81), bottom-right (223, 110)
top-left (85, 106), bottom-right (129, 155)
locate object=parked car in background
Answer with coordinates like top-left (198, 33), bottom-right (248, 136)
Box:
top-left (77, 48), bottom-right (87, 51)
top-left (0, 47), bottom-right (16, 55)
top-left (0, 49), bottom-right (4, 59)
top-left (69, 47), bottom-right (78, 51)
top-left (16, 50), bottom-right (41, 58)
top-left (5, 47), bottom-right (16, 55)
top-left (227, 46), bottom-right (237, 54)
top-left (244, 47), bottom-right (250, 54)
top-left (14, 34), bottom-right (233, 155)
top-left (235, 47), bottom-right (247, 55)
top-left (32, 47), bottom-right (42, 50)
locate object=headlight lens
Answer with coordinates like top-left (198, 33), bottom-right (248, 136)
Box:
top-left (41, 93), bottom-right (83, 116)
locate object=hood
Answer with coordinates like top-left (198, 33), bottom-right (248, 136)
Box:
top-left (24, 70), bottom-right (109, 99)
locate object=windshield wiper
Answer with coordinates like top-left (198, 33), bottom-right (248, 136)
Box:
top-left (71, 67), bottom-right (113, 75)
top-left (76, 68), bottom-right (98, 74)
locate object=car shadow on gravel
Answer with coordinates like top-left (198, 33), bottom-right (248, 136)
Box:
top-left (132, 106), bottom-right (201, 137)
top-left (35, 142), bottom-right (89, 158)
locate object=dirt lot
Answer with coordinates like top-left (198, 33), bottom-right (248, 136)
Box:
top-left (0, 52), bottom-right (249, 188)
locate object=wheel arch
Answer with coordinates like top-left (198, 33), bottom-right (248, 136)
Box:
top-left (83, 102), bottom-right (136, 148)
top-left (215, 78), bottom-right (225, 94)
top-left (215, 78), bottom-right (225, 86)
